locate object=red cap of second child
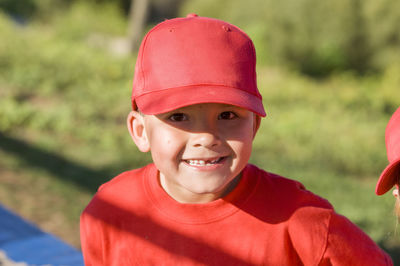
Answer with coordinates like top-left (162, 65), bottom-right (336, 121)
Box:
top-left (376, 106), bottom-right (400, 195)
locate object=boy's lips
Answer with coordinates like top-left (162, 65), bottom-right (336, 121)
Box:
top-left (183, 156), bottom-right (227, 166)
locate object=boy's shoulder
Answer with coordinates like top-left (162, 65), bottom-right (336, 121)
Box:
top-left (82, 164), bottom-right (156, 216)
top-left (97, 164), bottom-right (153, 193)
top-left (247, 164), bottom-right (333, 211)
top-left (245, 164), bottom-right (337, 238)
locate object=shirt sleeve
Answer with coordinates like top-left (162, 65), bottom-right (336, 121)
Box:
top-left (80, 209), bottom-right (105, 266)
top-left (320, 211), bottom-right (393, 266)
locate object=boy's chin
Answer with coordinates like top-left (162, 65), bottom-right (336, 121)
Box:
top-left (179, 176), bottom-right (241, 202)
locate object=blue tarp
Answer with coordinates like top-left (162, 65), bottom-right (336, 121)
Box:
top-left (0, 204), bottom-right (84, 266)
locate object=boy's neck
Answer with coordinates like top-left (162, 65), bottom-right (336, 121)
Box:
top-left (158, 172), bottom-right (242, 204)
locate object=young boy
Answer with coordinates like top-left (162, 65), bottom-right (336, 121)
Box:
top-left (80, 14), bottom-right (392, 265)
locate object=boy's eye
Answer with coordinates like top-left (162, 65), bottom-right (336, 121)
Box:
top-left (168, 113), bottom-right (188, 122)
top-left (218, 111), bottom-right (237, 120)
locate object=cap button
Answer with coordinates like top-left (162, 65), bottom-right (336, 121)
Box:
top-left (186, 13), bottom-right (198, 18)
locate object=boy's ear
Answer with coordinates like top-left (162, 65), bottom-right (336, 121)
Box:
top-left (127, 111), bottom-right (150, 152)
top-left (253, 115), bottom-right (261, 138)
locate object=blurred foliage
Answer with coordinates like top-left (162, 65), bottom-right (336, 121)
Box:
top-left (3, 0), bottom-right (400, 76)
top-left (181, 0), bottom-right (400, 76)
top-left (0, 5), bottom-right (138, 169)
top-left (253, 67), bottom-right (399, 177)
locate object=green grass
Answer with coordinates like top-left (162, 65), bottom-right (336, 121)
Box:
top-left (0, 3), bottom-right (399, 262)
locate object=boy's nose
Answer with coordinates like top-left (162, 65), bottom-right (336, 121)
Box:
top-left (192, 131), bottom-right (221, 148)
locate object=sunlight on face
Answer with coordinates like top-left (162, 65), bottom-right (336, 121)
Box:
top-left (141, 103), bottom-right (258, 203)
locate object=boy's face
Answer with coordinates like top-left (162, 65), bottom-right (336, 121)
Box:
top-left (128, 103), bottom-right (260, 203)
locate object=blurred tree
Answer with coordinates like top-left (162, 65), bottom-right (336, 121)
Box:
top-left (127, 0), bottom-right (150, 52)
top-left (343, 0), bottom-right (370, 74)
top-left (127, 0), bottom-right (185, 52)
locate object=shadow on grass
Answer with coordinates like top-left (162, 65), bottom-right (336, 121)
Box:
top-left (0, 132), bottom-right (112, 192)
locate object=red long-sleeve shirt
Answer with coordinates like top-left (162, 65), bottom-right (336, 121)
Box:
top-left (81, 164), bottom-right (392, 265)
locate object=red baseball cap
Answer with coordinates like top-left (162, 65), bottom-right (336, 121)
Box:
top-left (375, 106), bottom-right (400, 195)
top-left (131, 14), bottom-right (266, 117)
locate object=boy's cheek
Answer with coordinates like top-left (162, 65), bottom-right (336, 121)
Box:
top-left (148, 132), bottom-right (184, 159)
top-left (223, 127), bottom-right (256, 143)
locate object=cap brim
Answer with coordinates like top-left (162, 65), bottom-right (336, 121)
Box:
top-left (134, 85), bottom-right (266, 117)
top-left (375, 158), bottom-right (400, 195)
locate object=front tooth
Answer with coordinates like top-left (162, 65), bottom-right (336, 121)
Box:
top-left (188, 160), bottom-right (207, 166)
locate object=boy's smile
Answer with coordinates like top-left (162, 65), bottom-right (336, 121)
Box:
top-left (184, 157), bottom-right (226, 167)
top-left (128, 103), bottom-right (260, 203)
